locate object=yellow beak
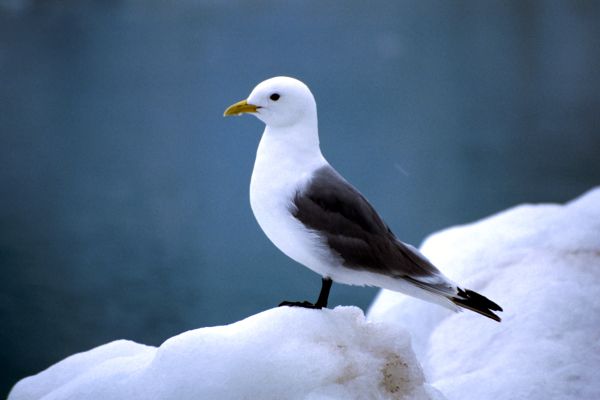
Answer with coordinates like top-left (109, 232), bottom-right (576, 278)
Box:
top-left (223, 99), bottom-right (259, 116)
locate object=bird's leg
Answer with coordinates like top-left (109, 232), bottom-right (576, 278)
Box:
top-left (314, 277), bottom-right (332, 308)
top-left (279, 277), bottom-right (333, 309)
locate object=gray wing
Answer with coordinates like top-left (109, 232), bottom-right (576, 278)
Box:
top-left (291, 165), bottom-right (441, 279)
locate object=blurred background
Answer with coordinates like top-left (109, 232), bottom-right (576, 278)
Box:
top-left (1, 0), bottom-right (599, 395)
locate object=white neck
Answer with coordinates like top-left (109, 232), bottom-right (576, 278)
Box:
top-left (250, 114), bottom-right (328, 223)
top-left (248, 114), bottom-right (331, 277)
top-left (256, 114), bottom-right (324, 170)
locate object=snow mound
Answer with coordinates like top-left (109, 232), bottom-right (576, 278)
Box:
top-left (9, 306), bottom-right (444, 400)
top-left (369, 188), bottom-right (600, 400)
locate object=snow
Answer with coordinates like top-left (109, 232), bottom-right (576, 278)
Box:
top-left (10, 188), bottom-right (600, 400)
top-left (368, 187), bottom-right (600, 400)
top-left (9, 306), bottom-right (443, 400)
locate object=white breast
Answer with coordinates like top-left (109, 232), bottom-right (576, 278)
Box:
top-left (249, 128), bottom-right (334, 277)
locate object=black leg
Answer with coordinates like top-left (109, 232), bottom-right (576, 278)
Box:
top-left (279, 277), bottom-right (333, 309)
top-left (314, 277), bottom-right (332, 308)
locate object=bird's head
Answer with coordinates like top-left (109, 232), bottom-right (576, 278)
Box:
top-left (224, 76), bottom-right (317, 128)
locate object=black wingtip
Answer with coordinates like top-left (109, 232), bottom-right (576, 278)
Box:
top-left (452, 288), bottom-right (503, 322)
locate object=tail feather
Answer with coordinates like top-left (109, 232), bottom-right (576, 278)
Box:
top-left (401, 276), bottom-right (503, 322)
top-left (451, 288), bottom-right (503, 322)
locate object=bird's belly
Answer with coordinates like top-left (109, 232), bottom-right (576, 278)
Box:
top-left (250, 177), bottom-right (336, 278)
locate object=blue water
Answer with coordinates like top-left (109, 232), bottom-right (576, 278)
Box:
top-left (1, 1), bottom-right (599, 395)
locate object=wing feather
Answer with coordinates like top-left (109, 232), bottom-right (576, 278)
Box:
top-left (291, 166), bottom-right (441, 280)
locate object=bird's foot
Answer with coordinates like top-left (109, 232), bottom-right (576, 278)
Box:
top-left (278, 278), bottom-right (333, 310)
top-left (278, 300), bottom-right (324, 309)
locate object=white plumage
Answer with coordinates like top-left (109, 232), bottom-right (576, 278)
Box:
top-left (224, 76), bottom-right (502, 321)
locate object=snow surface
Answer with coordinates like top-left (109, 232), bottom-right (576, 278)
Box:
top-left (9, 306), bottom-right (443, 400)
top-left (10, 188), bottom-right (600, 400)
top-left (369, 187), bottom-right (600, 400)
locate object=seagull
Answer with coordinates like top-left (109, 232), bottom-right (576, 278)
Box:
top-left (224, 76), bottom-right (503, 322)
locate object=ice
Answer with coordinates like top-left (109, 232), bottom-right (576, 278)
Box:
top-left (11, 188), bottom-right (600, 400)
top-left (368, 188), bottom-right (600, 400)
top-left (9, 306), bottom-right (443, 400)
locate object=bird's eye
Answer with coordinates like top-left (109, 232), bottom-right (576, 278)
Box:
top-left (270, 93), bottom-right (280, 101)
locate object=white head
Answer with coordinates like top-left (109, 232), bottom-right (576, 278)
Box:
top-left (224, 76), bottom-right (318, 129)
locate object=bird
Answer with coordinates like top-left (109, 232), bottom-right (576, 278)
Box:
top-left (223, 76), bottom-right (503, 322)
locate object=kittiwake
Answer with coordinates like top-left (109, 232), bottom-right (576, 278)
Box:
top-left (224, 76), bottom-right (502, 322)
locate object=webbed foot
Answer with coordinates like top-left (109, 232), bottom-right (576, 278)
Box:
top-left (278, 277), bottom-right (333, 310)
top-left (278, 300), bottom-right (323, 309)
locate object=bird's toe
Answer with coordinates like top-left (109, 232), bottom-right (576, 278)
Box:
top-left (278, 300), bottom-right (322, 309)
